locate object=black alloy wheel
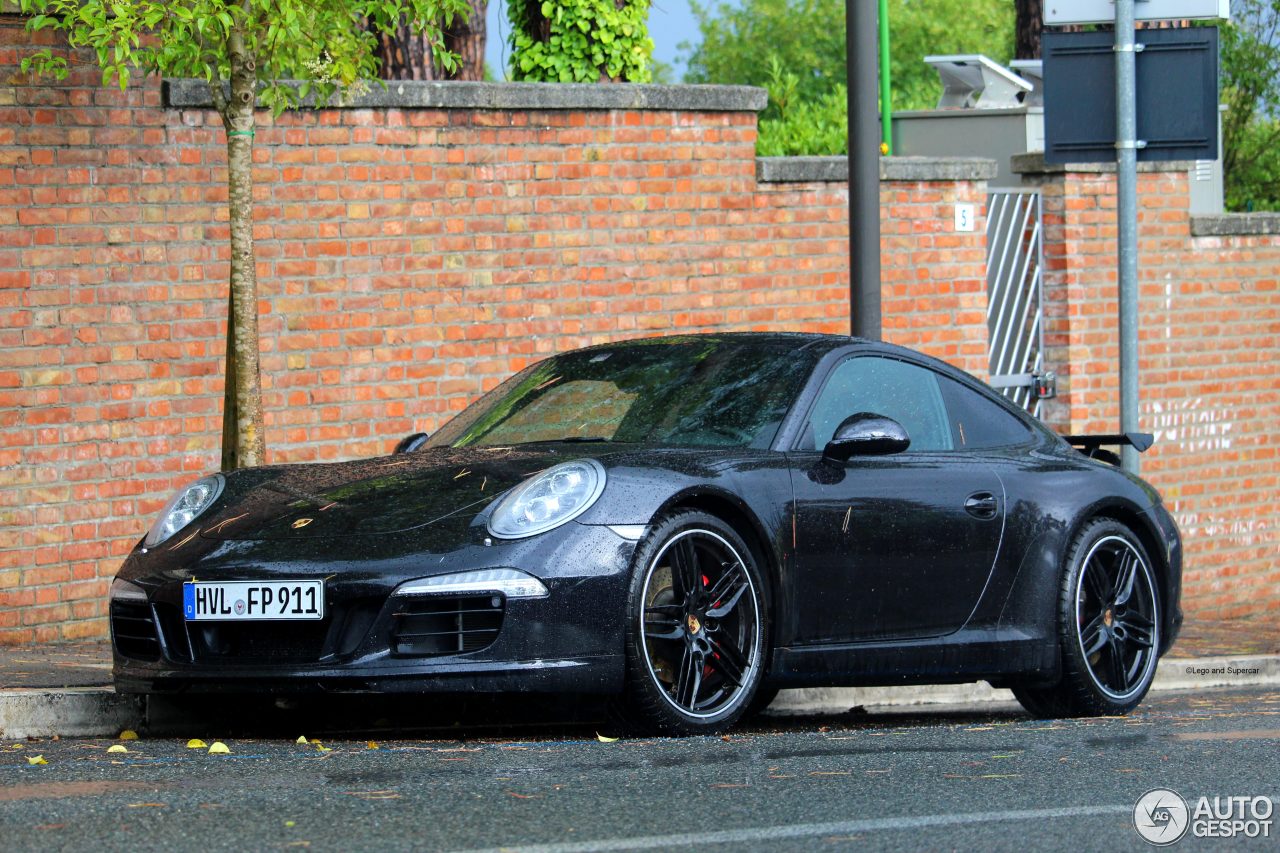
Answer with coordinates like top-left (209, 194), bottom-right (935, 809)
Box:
top-left (618, 512), bottom-right (768, 735)
top-left (1074, 533), bottom-right (1159, 699)
top-left (1015, 519), bottom-right (1161, 718)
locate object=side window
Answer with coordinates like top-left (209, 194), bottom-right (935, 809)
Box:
top-left (937, 374), bottom-right (1034, 449)
top-left (801, 357), bottom-right (953, 452)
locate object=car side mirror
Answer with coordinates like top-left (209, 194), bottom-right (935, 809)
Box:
top-left (393, 432), bottom-right (429, 454)
top-left (822, 413), bottom-right (910, 463)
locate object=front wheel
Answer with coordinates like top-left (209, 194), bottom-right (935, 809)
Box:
top-left (616, 512), bottom-right (769, 736)
top-left (1016, 519), bottom-right (1162, 718)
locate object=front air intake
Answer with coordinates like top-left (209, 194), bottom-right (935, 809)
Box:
top-left (110, 600), bottom-right (161, 661)
top-left (391, 594), bottom-right (504, 657)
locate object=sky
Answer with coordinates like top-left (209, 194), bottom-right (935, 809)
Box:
top-left (483, 0), bottom-right (703, 81)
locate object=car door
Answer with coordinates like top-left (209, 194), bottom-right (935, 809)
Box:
top-left (785, 355), bottom-right (1005, 644)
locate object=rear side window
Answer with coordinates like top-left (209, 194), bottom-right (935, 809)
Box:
top-left (937, 374), bottom-right (1034, 449)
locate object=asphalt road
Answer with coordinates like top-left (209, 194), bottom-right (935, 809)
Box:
top-left (1, 689), bottom-right (1277, 852)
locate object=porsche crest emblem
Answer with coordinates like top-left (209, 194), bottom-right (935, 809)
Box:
top-left (291, 518), bottom-right (314, 529)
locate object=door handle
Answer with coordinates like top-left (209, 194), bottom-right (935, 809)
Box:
top-left (964, 492), bottom-right (999, 520)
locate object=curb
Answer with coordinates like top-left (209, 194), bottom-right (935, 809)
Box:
top-left (0, 688), bottom-right (144, 740)
top-left (1, 655), bottom-right (1277, 739)
top-left (767, 655), bottom-right (1280, 716)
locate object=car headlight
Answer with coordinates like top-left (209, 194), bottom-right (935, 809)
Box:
top-left (144, 473), bottom-right (225, 547)
top-left (487, 459), bottom-right (606, 539)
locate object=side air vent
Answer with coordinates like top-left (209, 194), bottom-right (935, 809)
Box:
top-left (391, 594), bottom-right (504, 657)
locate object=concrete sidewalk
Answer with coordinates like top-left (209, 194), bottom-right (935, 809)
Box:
top-left (1, 618), bottom-right (1278, 739)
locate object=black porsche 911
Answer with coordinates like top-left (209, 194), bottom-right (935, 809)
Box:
top-left (110, 333), bottom-right (1182, 735)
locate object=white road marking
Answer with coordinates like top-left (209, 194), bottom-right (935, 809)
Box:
top-left (453, 804), bottom-right (1131, 852)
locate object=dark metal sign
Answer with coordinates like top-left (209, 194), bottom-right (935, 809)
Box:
top-left (1044, 26), bottom-right (1219, 163)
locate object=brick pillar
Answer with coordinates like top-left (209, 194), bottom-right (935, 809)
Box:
top-left (1010, 154), bottom-right (1191, 435)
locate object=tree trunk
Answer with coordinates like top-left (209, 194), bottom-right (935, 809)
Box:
top-left (218, 25), bottom-right (266, 469)
top-left (373, 0), bottom-right (487, 80)
top-left (1015, 0), bottom-right (1043, 59)
top-left (219, 285), bottom-right (238, 472)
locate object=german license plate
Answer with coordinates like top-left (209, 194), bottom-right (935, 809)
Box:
top-left (183, 580), bottom-right (324, 621)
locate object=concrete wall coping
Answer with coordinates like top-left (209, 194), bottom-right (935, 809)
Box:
top-left (163, 79), bottom-right (769, 113)
top-left (895, 106), bottom-right (1043, 120)
top-left (1190, 213), bottom-right (1280, 237)
top-left (1011, 151), bottom-right (1193, 175)
top-left (756, 155), bottom-right (999, 184)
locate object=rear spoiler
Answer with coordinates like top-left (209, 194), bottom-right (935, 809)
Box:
top-left (1065, 432), bottom-right (1155, 456)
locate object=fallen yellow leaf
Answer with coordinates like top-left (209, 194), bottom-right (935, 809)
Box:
top-left (107, 745), bottom-right (129, 754)
top-left (316, 745), bottom-right (331, 753)
top-left (186, 739), bottom-right (207, 749)
top-left (366, 742), bottom-right (379, 750)
top-left (207, 742), bottom-right (230, 755)
top-left (118, 730), bottom-right (139, 741)
top-left (296, 736), bottom-right (309, 745)
top-left (308, 738), bottom-right (321, 745)
top-left (595, 733), bottom-right (619, 743)
top-left (285, 821), bottom-right (296, 828)
top-left (27, 755), bottom-right (47, 765)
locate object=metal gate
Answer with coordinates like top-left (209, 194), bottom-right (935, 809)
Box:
top-left (985, 189), bottom-right (1046, 415)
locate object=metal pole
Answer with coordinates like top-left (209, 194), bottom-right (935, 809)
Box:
top-left (1115, 0), bottom-right (1141, 473)
top-left (878, 0), bottom-right (892, 155)
top-left (848, 0), bottom-right (881, 340)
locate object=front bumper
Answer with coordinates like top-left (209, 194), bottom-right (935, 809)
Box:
top-left (113, 655), bottom-right (623, 696)
top-left (111, 523), bottom-right (637, 696)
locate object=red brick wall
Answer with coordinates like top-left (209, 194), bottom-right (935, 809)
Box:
top-left (1029, 161), bottom-right (1280, 622)
top-left (0, 27), bottom-right (993, 642)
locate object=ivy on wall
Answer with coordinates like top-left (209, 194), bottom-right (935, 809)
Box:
top-left (508, 0), bottom-right (654, 82)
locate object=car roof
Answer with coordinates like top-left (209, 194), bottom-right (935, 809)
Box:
top-left (575, 331), bottom-right (868, 357)
top-left (574, 332), bottom-right (978, 372)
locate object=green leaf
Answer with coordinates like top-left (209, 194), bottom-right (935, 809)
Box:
top-left (509, 0), bottom-right (653, 82)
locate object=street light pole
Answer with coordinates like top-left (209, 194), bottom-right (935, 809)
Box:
top-left (1115, 0), bottom-right (1141, 473)
top-left (848, 0), bottom-right (881, 340)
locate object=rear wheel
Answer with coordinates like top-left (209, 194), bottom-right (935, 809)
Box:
top-left (616, 512), bottom-right (769, 736)
top-left (1015, 519), bottom-right (1161, 718)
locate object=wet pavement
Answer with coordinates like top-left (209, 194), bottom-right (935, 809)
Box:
top-left (0, 642), bottom-right (113, 690)
top-left (0, 688), bottom-right (1276, 852)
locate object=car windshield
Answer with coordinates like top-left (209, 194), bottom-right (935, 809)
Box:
top-left (428, 337), bottom-right (818, 449)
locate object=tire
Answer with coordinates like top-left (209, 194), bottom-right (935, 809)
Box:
top-left (615, 511), bottom-right (770, 736)
top-left (1015, 518), bottom-right (1161, 718)
top-left (744, 686), bottom-right (780, 719)
top-left (1010, 684), bottom-right (1068, 719)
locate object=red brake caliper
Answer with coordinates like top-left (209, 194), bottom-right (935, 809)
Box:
top-left (701, 574), bottom-right (718, 676)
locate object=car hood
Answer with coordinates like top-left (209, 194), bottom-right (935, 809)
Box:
top-left (197, 446), bottom-right (586, 541)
